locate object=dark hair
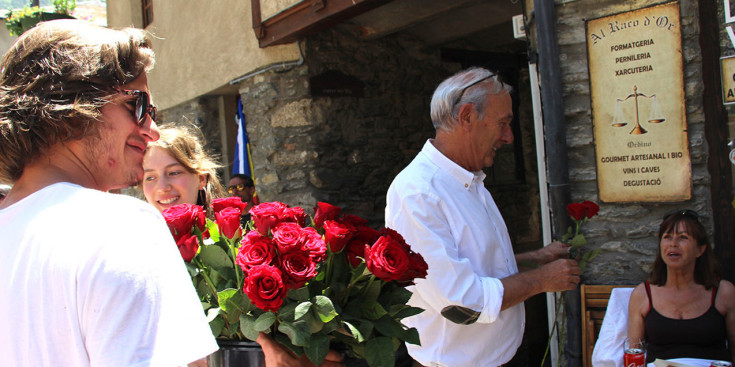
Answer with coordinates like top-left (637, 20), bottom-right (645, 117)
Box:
top-left (649, 211), bottom-right (719, 288)
top-left (0, 20), bottom-right (154, 183)
top-left (230, 173), bottom-right (254, 187)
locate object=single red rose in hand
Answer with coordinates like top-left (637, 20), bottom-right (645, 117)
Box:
top-left (162, 203), bottom-right (206, 239)
top-left (323, 220), bottom-right (354, 253)
top-left (244, 264), bottom-right (287, 312)
top-left (215, 207), bottom-right (242, 238)
top-left (212, 197), bottom-right (248, 215)
top-left (250, 202), bottom-right (288, 235)
top-left (300, 227), bottom-right (327, 262)
top-left (566, 202), bottom-right (586, 221)
top-left (581, 200), bottom-right (599, 219)
top-left (272, 222), bottom-right (304, 254)
top-left (313, 202), bottom-right (342, 229)
top-left (281, 206), bottom-right (307, 227)
top-left (236, 231), bottom-right (277, 273)
top-left (176, 232), bottom-right (200, 263)
top-left (365, 235), bottom-right (411, 282)
top-left (280, 251), bottom-right (317, 289)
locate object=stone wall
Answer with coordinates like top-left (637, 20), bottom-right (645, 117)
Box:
top-left (236, 28), bottom-right (543, 252)
top-left (554, 0), bottom-right (710, 284)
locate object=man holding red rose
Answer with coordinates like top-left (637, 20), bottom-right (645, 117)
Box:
top-left (0, 21), bottom-right (217, 366)
top-left (386, 67), bottom-right (581, 367)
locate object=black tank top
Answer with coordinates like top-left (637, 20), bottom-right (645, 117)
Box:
top-left (643, 281), bottom-right (731, 363)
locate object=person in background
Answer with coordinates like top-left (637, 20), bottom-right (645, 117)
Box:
top-left (142, 122), bottom-right (227, 218)
top-left (628, 210), bottom-right (735, 363)
top-left (228, 173), bottom-right (256, 224)
top-left (0, 20), bottom-right (217, 366)
top-left (385, 67), bottom-right (580, 367)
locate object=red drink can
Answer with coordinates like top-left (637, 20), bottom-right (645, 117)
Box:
top-left (710, 361), bottom-right (732, 367)
top-left (623, 348), bottom-right (645, 367)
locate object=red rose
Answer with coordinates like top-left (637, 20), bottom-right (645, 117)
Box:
top-left (397, 251), bottom-right (428, 285)
top-left (379, 227), bottom-right (408, 247)
top-left (300, 227), bottom-right (327, 263)
top-left (250, 202), bottom-right (288, 235)
top-left (244, 264), bottom-right (287, 312)
top-left (581, 200), bottom-right (599, 219)
top-left (236, 231), bottom-right (276, 273)
top-left (345, 241), bottom-right (366, 267)
top-left (281, 206), bottom-right (307, 227)
top-left (323, 220), bottom-right (353, 253)
top-left (566, 203), bottom-right (586, 221)
top-left (215, 207), bottom-right (242, 239)
top-left (365, 235), bottom-right (411, 282)
top-left (162, 203), bottom-right (206, 240)
top-left (279, 251), bottom-right (317, 289)
top-left (271, 222), bottom-right (304, 254)
top-left (176, 232), bottom-right (200, 263)
top-left (344, 225), bottom-right (380, 267)
top-left (212, 197), bottom-right (248, 215)
top-left (342, 214), bottom-right (368, 227)
top-left (313, 202), bottom-right (341, 229)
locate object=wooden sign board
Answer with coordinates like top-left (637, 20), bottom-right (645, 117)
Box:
top-left (586, 1), bottom-right (691, 202)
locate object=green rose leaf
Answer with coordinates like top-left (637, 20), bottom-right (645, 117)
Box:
top-left (365, 336), bottom-right (395, 367)
top-left (209, 315), bottom-right (225, 338)
top-left (295, 301), bottom-right (312, 320)
top-left (288, 286), bottom-right (310, 302)
top-left (254, 312), bottom-right (276, 332)
top-left (239, 314), bottom-right (260, 341)
top-left (314, 295), bottom-right (338, 323)
top-left (218, 289), bottom-right (238, 312)
top-left (402, 327), bottom-right (421, 345)
top-left (342, 320), bottom-right (365, 342)
top-left (570, 233), bottom-right (586, 247)
top-left (373, 316), bottom-right (404, 338)
top-left (360, 300), bottom-right (387, 320)
top-left (304, 333), bottom-right (330, 365)
top-left (278, 320), bottom-right (311, 347)
top-left (199, 244), bottom-right (233, 269)
top-left (392, 306), bottom-right (424, 320)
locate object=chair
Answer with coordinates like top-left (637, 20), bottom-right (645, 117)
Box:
top-left (581, 284), bottom-right (635, 367)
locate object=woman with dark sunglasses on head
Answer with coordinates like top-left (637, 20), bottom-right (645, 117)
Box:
top-left (628, 210), bottom-right (735, 364)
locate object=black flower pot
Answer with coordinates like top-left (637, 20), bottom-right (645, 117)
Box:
top-left (207, 339), bottom-right (264, 367)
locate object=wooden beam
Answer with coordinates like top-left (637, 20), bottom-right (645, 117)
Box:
top-left (252, 0), bottom-right (395, 48)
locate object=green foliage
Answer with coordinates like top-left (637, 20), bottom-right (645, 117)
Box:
top-left (4, 0), bottom-right (75, 36)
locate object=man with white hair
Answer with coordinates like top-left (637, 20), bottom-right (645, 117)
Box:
top-left (385, 67), bottom-right (581, 366)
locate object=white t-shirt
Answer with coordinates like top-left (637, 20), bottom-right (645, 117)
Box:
top-left (385, 140), bottom-right (525, 367)
top-left (0, 183), bottom-right (218, 366)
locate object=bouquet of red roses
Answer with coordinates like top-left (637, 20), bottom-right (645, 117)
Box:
top-left (162, 199), bottom-right (428, 367)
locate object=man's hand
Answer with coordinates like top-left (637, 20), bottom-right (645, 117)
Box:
top-left (515, 241), bottom-right (572, 269)
top-left (501, 257), bottom-right (580, 310)
top-left (256, 332), bottom-right (344, 367)
top-left (536, 241), bottom-right (573, 265)
top-left (537, 258), bottom-right (581, 292)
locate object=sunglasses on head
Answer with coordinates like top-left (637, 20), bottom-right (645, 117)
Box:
top-left (227, 183), bottom-right (252, 194)
top-left (117, 89), bottom-right (157, 125)
top-left (454, 72), bottom-right (501, 107)
top-left (663, 209), bottom-right (699, 221)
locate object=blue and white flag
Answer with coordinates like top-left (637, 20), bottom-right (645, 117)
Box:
top-left (232, 97), bottom-right (254, 178)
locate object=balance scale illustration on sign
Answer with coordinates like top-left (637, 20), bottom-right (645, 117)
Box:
top-left (611, 85), bottom-right (666, 135)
